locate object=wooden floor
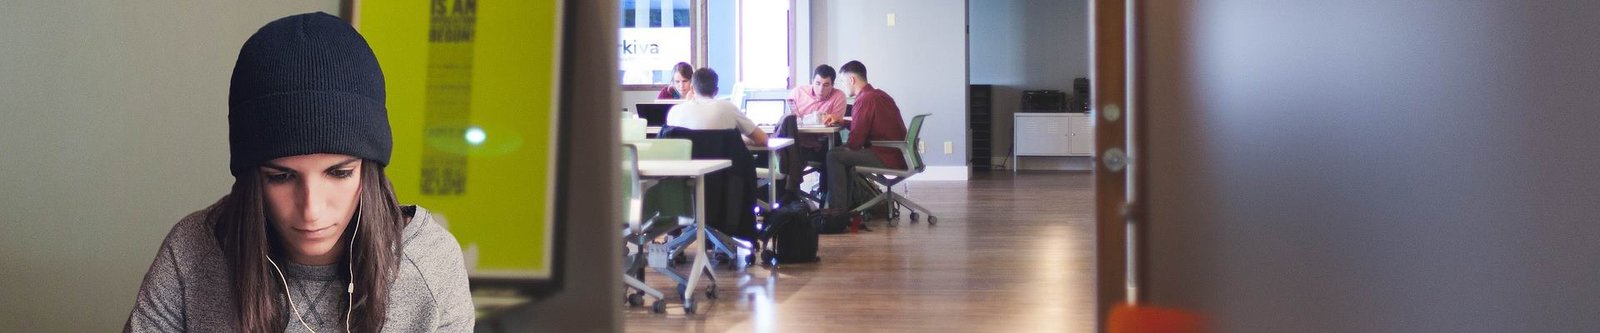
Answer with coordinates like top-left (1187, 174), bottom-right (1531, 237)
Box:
top-left (625, 171), bottom-right (1097, 333)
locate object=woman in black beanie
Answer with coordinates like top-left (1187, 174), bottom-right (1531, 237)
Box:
top-left (126, 12), bottom-right (474, 332)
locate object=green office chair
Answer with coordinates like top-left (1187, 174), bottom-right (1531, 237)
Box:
top-left (631, 138), bottom-right (693, 161)
top-left (850, 113), bottom-right (938, 226)
top-left (620, 144), bottom-right (668, 313)
top-left (631, 138), bottom-right (697, 246)
top-left (629, 139), bottom-right (725, 311)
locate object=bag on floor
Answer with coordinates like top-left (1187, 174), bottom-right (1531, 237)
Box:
top-left (850, 175), bottom-right (892, 218)
top-left (812, 209), bottom-right (854, 235)
top-left (760, 203), bottom-right (819, 264)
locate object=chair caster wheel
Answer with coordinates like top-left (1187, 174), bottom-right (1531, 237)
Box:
top-left (627, 293), bottom-right (644, 307)
top-left (910, 212), bottom-right (920, 222)
top-left (684, 300), bottom-right (698, 314)
top-left (651, 300), bottom-right (667, 313)
top-left (706, 287), bottom-right (719, 300)
top-left (928, 216), bottom-right (938, 225)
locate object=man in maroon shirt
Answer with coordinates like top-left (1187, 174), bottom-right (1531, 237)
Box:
top-left (824, 60), bottom-right (908, 210)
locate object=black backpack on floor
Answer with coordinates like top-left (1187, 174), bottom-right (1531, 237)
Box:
top-left (760, 203), bottom-right (819, 264)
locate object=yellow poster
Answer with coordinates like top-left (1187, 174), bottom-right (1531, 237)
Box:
top-left (356, 0), bottom-right (562, 281)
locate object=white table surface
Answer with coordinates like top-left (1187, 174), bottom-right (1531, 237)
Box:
top-left (747, 138), bottom-right (794, 151)
top-left (759, 125), bottom-right (844, 134)
top-left (636, 160), bottom-right (731, 177)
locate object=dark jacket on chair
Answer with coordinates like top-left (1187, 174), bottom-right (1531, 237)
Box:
top-left (659, 126), bottom-right (759, 241)
top-left (766, 115), bottom-right (806, 200)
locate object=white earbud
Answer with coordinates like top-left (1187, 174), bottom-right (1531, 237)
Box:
top-left (345, 208), bottom-right (359, 331)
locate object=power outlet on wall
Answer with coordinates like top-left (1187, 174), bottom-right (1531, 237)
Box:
top-left (944, 141), bottom-right (954, 155)
top-left (918, 140), bottom-right (926, 154)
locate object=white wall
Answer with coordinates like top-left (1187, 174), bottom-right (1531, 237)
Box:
top-left (968, 0), bottom-right (1090, 170)
top-left (0, 1), bottom-right (341, 331)
top-left (812, 0), bottom-right (969, 179)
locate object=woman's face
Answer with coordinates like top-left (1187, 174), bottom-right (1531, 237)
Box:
top-left (260, 153), bottom-right (363, 265)
top-left (673, 73), bottom-right (692, 96)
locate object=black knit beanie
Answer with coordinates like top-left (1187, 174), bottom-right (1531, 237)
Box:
top-left (228, 12), bottom-right (390, 177)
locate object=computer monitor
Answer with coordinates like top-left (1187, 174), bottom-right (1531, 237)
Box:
top-left (635, 103), bottom-right (673, 126)
top-left (743, 99), bottom-right (787, 126)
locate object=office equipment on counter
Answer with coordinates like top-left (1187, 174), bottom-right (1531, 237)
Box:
top-left (1022, 90), bottom-right (1067, 113)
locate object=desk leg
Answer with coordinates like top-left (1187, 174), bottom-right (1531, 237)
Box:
top-left (769, 149), bottom-right (779, 211)
top-left (682, 176), bottom-right (713, 312)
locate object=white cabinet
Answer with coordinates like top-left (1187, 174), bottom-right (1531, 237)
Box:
top-left (1014, 113), bottom-right (1094, 160)
top-left (1065, 115), bottom-right (1094, 155)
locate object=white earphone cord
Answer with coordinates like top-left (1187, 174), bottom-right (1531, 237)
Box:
top-left (267, 209), bottom-right (360, 333)
top-left (345, 210), bottom-right (358, 332)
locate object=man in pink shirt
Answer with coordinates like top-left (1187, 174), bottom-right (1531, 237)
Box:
top-left (786, 65), bottom-right (848, 195)
top-left (789, 64), bottom-right (847, 122)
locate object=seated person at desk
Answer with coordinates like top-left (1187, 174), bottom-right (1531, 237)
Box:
top-left (656, 62), bottom-right (695, 100)
top-left (787, 65), bottom-right (847, 191)
top-left (825, 60), bottom-right (907, 210)
top-left (665, 67), bottom-right (769, 146)
top-left (789, 64), bottom-right (847, 124)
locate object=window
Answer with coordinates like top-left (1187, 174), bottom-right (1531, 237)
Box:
top-left (620, 0), bottom-right (795, 96)
top-left (737, 0), bottom-right (791, 90)
top-left (619, 0), bottom-right (695, 87)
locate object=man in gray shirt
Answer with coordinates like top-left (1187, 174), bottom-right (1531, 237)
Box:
top-left (665, 67), bottom-right (770, 146)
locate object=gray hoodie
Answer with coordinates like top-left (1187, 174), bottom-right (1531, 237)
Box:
top-left (125, 203), bottom-right (474, 332)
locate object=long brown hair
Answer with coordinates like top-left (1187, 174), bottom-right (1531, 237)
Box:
top-left (210, 161), bottom-right (406, 332)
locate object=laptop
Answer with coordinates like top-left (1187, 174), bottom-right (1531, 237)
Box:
top-left (742, 99), bottom-right (788, 127)
top-left (635, 103), bottom-right (673, 127)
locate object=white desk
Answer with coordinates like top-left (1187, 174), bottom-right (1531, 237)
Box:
top-left (635, 159), bottom-right (730, 313)
top-left (747, 138), bottom-right (794, 211)
top-left (758, 125), bottom-right (844, 148)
